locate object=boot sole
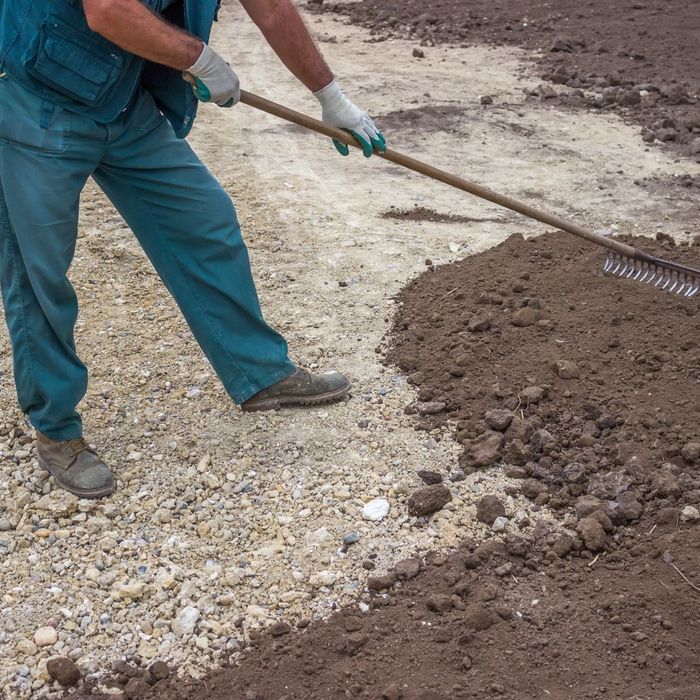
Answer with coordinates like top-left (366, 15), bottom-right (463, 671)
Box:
top-left (241, 381), bottom-right (351, 412)
top-left (39, 459), bottom-right (115, 499)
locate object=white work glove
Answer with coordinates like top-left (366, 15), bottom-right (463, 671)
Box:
top-left (184, 44), bottom-right (240, 108)
top-left (313, 79), bottom-right (386, 157)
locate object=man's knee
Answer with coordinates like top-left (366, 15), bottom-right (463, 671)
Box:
top-left (200, 183), bottom-right (242, 243)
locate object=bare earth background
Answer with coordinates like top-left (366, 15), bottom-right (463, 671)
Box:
top-left (0, 1), bottom-right (697, 698)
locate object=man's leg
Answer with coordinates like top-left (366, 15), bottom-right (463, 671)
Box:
top-left (0, 77), bottom-right (114, 497)
top-left (93, 91), bottom-right (297, 404)
top-left (0, 78), bottom-right (97, 439)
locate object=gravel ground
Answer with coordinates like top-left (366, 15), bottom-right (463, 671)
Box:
top-left (1, 4), bottom-right (697, 698)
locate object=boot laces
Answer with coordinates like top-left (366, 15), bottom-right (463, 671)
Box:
top-left (62, 438), bottom-right (92, 457)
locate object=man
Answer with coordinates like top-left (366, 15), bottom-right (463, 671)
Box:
top-left (0, 0), bottom-right (385, 498)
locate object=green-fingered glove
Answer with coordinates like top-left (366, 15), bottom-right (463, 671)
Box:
top-left (313, 79), bottom-right (386, 158)
top-left (183, 44), bottom-right (240, 108)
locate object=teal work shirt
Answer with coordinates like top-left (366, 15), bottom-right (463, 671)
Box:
top-left (0, 0), bottom-right (219, 137)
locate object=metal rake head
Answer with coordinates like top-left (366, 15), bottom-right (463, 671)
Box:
top-left (603, 251), bottom-right (699, 298)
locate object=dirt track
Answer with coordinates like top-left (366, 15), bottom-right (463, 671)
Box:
top-left (0, 1), bottom-right (698, 699)
top-left (311, 0), bottom-right (700, 161)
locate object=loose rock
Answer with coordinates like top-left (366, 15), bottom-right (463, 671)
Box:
top-left (394, 558), bottom-right (421, 580)
top-left (463, 603), bottom-right (496, 630)
top-left (362, 498), bottom-right (390, 522)
top-left (476, 495), bottom-right (506, 525)
top-left (554, 359), bottom-right (580, 379)
top-left (407, 484), bottom-right (452, 517)
top-left (484, 409), bottom-right (513, 432)
top-left (34, 627), bottom-right (57, 647)
top-left (680, 505), bottom-right (699, 522)
top-left (416, 470), bottom-right (443, 485)
top-left (462, 430), bottom-right (503, 468)
top-left (46, 657), bottom-right (81, 687)
top-left (510, 307), bottom-right (540, 327)
top-left (468, 310), bottom-right (492, 332)
top-left (577, 517), bottom-right (606, 552)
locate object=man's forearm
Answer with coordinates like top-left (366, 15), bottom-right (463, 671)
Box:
top-left (83, 0), bottom-right (202, 70)
top-left (240, 0), bottom-right (333, 92)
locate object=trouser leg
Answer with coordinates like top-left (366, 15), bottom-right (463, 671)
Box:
top-left (0, 79), bottom-right (98, 438)
top-left (94, 91), bottom-right (295, 403)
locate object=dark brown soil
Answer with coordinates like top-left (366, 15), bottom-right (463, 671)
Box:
top-left (388, 232), bottom-right (699, 486)
top-left (66, 528), bottom-right (700, 700)
top-left (308, 0), bottom-right (700, 161)
top-left (381, 205), bottom-right (508, 225)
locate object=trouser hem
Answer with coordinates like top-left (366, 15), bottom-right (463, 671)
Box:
top-left (229, 362), bottom-right (297, 405)
top-left (31, 422), bottom-right (83, 442)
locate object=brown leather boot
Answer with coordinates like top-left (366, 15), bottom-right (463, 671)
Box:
top-left (36, 432), bottom-right (115, 499)
top-left (241, 368), bottom-right (351, 412)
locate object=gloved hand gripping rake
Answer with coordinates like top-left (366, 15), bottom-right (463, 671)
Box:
top-left (237, 90), bottom-right (699, 298)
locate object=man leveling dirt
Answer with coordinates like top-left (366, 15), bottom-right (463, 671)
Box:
top-left (0, 0), bottom-right (386, 498)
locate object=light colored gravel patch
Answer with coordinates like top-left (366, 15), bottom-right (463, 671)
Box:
top-left (1, 6), bottom-right (696, 699)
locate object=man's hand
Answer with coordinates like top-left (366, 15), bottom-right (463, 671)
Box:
top-left (185, 45), bottom-right (240, 107)
top-left (314, 80), bottom-right (385, 158)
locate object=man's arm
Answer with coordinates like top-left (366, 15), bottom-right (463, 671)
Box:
top-left (83, 0), bottom-right (240, 106)
top-left (240, 0), bottom-right (385, 157)
top-left (83, 0), bottom-right (202, 70)
top-left (238, 0), bottom-right (332, 92)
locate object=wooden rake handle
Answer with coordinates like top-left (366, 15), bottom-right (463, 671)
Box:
top-left (238, 90), bottom-right (647, 261)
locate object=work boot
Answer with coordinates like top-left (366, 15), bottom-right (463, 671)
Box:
top-left (241, 368), bottom-right (351, 412)
top-left (36, 432), bottom-right (115, 499)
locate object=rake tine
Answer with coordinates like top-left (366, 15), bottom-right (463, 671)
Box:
top-left (603, 251), bottom-right (614, 273)
top-left (635, 263), bottom-right (650, 281)
top-left (602, 252), bottom-right (699, 298)
top-left (640, 265), bottom-right (656, 283)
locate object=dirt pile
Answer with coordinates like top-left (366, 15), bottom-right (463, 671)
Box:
top-left (308, 0), bottom-right (700, 160)
top-left (66, 526), bottom-right (700, 700)
top-left (388, 231), bottom-right (699, 523)
top-left (64, 232), bottom-right (700, 700)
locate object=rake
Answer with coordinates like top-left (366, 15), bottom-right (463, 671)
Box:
top-left (237, 90), bottom-right (699, 298)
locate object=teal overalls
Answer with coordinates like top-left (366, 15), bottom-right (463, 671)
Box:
top-left (0, 0), bottom-right (295, 440)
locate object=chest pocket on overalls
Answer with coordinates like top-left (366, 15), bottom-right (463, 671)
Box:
top-left (22, 9), bottom-right (124, 107)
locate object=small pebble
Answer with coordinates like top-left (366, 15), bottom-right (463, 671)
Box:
top-left (362, 498), bottom-right (390, 522)
top-left (33, 627), bottom-right (57, 647)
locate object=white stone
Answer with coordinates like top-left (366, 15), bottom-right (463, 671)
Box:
top-left (492, 516), bottom-right (509, 532)
top-left (680, 505), bottom-right (700, 522)
top-left (245, 605), bottom-right (273, 624)
top-left (310, 570), bottom-right (336, 588)
top-left (33, 627), bottom-right (57, 647)
top-left (85, 567), bottom-right (101, 582)
top-left (172, 606), bottom-right (199, 636)
top-left (362, 498), bottom-right (390, 522)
